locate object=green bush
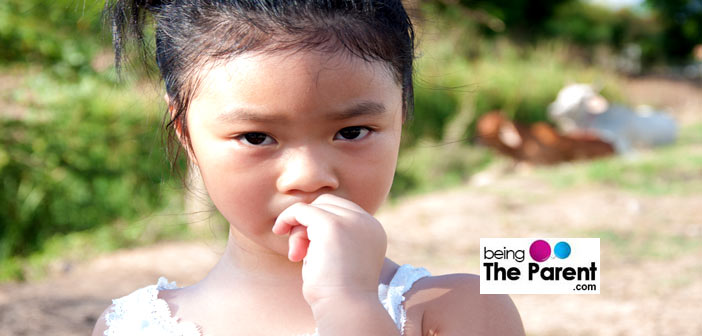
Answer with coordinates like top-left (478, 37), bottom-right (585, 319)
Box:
top-left (0, 73), bottom-right (174, 262)
top-left (0, 0), bottom-right (108, 75)
top-left (545, 2), bottom-right (665, 65)
top-left (409, 29), bottom-right (623, 142)
top-left (391, 142), bottom-right (494, 198)
top-left (423, 1), bottom-right (669, 67)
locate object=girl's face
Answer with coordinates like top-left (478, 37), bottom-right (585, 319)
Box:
top-left (184, 50), bottom-right (403, 256)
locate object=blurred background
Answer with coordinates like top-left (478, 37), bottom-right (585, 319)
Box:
top-left (0, 0), bottom-right (701, 335)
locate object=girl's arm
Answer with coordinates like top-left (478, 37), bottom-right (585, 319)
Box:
top-left (311, 292), bottom-right (400, 336)
top-left (408, 274), bottom-right (525, 336)
top-left (308, 274), bottom-right (524, 336)
top-left (91, 305), bottom-right (111, 336)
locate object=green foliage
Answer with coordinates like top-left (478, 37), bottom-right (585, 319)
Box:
top-left (645, 0), bottom-right (702, 60)
top-left (0, 1), bottom-right (108, 74)
top-left (391, 142), bottom-right (494, 198)
top-left (425, 0), bottom-right (677, 66)
top-left (0, 0), bottom-right (184, 281)
top-left (0, 190), bottom-right (195, 282)
top-left (0, 72), bottom-right (175, 262)
top-left (408, 22), bottom-right (623, 140)
top-left (404, 81), bottom-right (460, 146)
top-left (445, 0), bottom-right (576, 37)
top-left (545, 2), bottom-right (666, 65)
top-left (547, 2), bottom-right (624, 46)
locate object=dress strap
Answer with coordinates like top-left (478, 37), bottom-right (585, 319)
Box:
top-left (105, 277), bottom-right (201, 336)
top-left (377, 264), bottom-right (432, 335)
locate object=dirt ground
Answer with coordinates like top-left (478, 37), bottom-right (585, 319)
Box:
top-left (0, 77), bottom-right (700, 335)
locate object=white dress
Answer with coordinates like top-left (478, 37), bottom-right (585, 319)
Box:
top-left (104, 264), bottom-right (431, 336)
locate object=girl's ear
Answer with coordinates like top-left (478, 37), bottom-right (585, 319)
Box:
top-left (165, 94), bottom-right (199, 166)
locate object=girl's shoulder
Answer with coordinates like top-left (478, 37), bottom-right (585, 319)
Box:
top-left (402, 272), bottom-right (525, 336)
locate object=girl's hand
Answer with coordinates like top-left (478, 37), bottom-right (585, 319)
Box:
top-left (272, 194), bottom-right (387, 307)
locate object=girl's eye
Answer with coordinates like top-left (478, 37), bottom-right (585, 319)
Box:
top-left (237, 132), bottom-right (276, 146)
top-left (334, 126), bottom-right (371, 141)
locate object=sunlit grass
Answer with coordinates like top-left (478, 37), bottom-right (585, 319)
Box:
top-left (575, 228), bottom-right (702, 262)
top-left (391, 142), bottom-right (494, 199)
top-left (535, 123), bottom-right (702, 196)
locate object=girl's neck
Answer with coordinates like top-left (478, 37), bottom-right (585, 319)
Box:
top-left (205, 229), bottom-right (304, 289)
top-left (195, 228), bottom-right (400, 295)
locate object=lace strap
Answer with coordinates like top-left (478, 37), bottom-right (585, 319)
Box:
top-left (104, 277), bottom-right (201, 336)
top-left (378, 264), bottom-right (432, 335)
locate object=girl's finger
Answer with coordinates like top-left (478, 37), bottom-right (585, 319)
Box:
top-left (287, 225), bottom-right (309, 262)
top-left (305, 203), bottom-right (357, 219)
top-left (272, 202), bottom-right (335, 236)
top-left (312, 193), bottom-right (366, 213)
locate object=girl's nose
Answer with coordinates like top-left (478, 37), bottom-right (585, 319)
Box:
top-left (276, 147), bottom-right (339, 195)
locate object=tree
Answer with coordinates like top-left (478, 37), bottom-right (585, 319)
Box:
top-left (645, 0), bottom-right (702, 60)
top-left (431, 0), bottom-right (576, 40)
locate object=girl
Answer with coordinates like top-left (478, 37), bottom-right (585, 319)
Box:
top-left (93, 1), bottom-right (524, 335)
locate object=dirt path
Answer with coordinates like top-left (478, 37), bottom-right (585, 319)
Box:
top-left (1, 78), bottom-right (700, 335)
top-left (379, 175), bottom-right (702, 336)
top-left (621, 77), bottom-right (702, 126)
top-left (0, 242), bottom-right (220, 336)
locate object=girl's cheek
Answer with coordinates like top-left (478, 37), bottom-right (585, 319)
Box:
top-left (211, 172), bottom-right (276, 229)
top-left (210, 143), bottom-right (275, 169)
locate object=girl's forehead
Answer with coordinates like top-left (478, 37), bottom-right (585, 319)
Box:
top-left (190, 50), bottom-right (402, 115)
top-left (198, 51), bottom-right (401, 98)
top-left (201, 50), bottom-right (395, 88)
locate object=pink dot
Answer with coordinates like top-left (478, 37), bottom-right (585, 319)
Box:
top-left (530, 240), bottom-right (551, 262)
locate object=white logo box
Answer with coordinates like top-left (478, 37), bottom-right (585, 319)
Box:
top-left (480, 238), bottom-right (600, 294)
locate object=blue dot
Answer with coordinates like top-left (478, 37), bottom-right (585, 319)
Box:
top-left (554, 241), bottom-right (571, 259)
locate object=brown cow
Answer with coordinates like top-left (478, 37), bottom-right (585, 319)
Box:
top-left (476, 111), bottom-right (614, 165)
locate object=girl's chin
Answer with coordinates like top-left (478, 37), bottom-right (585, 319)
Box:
top-left (228, 226), bottom-right (290, 256)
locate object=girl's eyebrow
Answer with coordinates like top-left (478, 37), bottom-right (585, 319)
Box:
top-left (216, 101), bottom-right (387, 123)
top-left (329, 101), bottom-right (387, 121)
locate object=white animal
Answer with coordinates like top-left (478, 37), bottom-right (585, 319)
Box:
top-left (548, 83), bottom-right (678, 153)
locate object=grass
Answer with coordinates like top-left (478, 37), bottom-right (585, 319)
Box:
top-left (535, 123), bottom-right (702, 196)
top-left (573, 228), bottom-right (702, 262)
top-left (391, 141), bottom-right (494, 198)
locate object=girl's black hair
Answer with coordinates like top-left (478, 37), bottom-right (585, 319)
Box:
top-left (104, 0), bottom-right (416, 173)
